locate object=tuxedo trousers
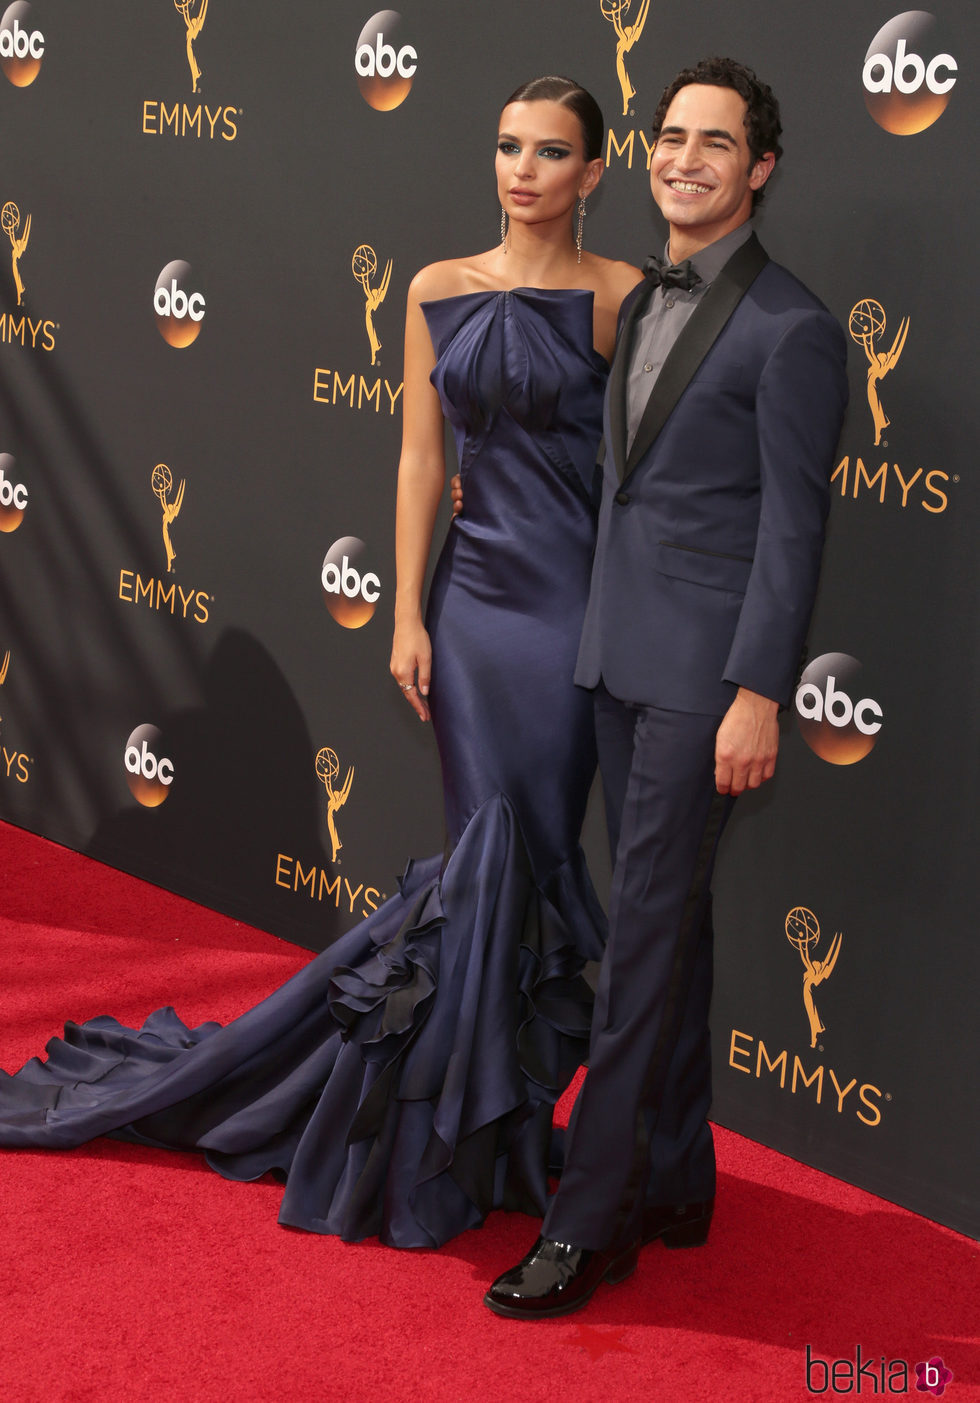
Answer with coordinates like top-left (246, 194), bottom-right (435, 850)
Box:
top-left (543, 684), bottom-right (734, 1249)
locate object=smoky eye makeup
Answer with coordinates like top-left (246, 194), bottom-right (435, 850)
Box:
top-left (497, 136), bottom-right (575, 159)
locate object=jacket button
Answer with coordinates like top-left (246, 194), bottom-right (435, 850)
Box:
top-left (614, 491), bottom-right (630, 505)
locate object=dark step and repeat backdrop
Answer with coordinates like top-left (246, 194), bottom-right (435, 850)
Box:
top-left (0, 2), bottom-right (975, 1238)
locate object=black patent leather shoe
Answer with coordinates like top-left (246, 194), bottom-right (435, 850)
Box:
top-left (642, 1198), bottom-right (713, 1248)
top-left (483, 1235), bottom-right (640, 1319)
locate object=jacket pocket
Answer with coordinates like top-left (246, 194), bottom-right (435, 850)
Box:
top-left (656, 541), bottom-right (753, 593)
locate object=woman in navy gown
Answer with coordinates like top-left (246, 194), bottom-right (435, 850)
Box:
top-left (0, 78), bottom-right (641, 1249)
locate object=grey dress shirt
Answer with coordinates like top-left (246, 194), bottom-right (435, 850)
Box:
top-left (626, 222), bottom-right (755, 451)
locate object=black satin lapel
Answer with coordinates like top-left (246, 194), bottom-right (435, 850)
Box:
top-left (624, 235), bottom-right (770, 478)
top-left (609, 280), bottom-right (654, 483)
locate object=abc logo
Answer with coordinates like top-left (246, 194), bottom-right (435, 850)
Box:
top-left (0, 3), bottom-right (44, 87)
top-left (795, 653), bottom-right (883, 766)
top-left (863, 11), bottom-right (957, 134)
top-left (321, 536), bottom-right (382, 629)
top-left (0, 452), bottom-right (28, 532)
top-left (124, 723), bottom-right (174, 807)
top-left (355, 10), bottom-right (417, 111)
top-left (154, 260), bottom-right (206, 348)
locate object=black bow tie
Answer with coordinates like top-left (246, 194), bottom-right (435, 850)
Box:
top-left (643, 254), bottom-right (702, 294)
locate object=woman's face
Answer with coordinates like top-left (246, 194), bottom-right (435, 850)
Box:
top-left (495, 100), bottom-right (603, 235)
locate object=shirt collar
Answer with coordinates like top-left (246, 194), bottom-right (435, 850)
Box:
top-left (664, 220), bottom-right (755, 290)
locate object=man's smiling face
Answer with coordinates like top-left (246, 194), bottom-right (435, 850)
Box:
top-left (650, 83), bottom-right (775, 258)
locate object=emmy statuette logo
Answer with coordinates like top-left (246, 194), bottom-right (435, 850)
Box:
top-left (355, 10), bottom-right (417, 111)
top-left (849, 299), bottom-right (909, 449)
top-left (863, 11), bottom-right (957, 134)
top-left (599, 2), bottom-right (658, 176)
top-left (0, 201), bottom-right (55, 349)
top-left (0, 650), bottom-right (32, 785)
top-left (275, 745), bottom-right (383, 915)
top-left (0, 452), bottom-right (28, 532)
top-left (141, 0), bottom-right (236, 141)
top-left (2, 201), bottom-right (30, 307)
top-left (600, 0), bottom-right (650, 117)
top-left (312, 246), bottom-right (402, 414)
top-left (727, 904), bottom-right (883, 1127)
top-left (785, 906), bottom-right (842, 1050)
top-left (352, 245), bottom-right (392, 367)
top-left (315, 747), bottom-right (354, 863)
top-left (174, 0), bottom-right (207, 94)
top-left (0, 2), bottom-right (43, 87)
top-left (151, 464), bottom-right (185, 574)
top-left (154, 260), bottom-right (206, 347)
top-left (833, 293), bottom-right (952, 515)
top-left (117, 460), bottom-right (210, 623)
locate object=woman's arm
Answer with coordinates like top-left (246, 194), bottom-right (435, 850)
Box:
top-left (389, 276), bottom-right (447, 722)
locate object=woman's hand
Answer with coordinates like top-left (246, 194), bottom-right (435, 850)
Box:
top-left (390, 619), bottom-right (432, 722)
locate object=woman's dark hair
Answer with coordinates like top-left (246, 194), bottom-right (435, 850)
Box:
top-left (502, 76), bottom-right (604, 161)
top-left (650, 57), bottom-right (782, 206)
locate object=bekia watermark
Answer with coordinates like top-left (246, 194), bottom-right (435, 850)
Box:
top-left (805, 1345), bottom-right (953, 1395)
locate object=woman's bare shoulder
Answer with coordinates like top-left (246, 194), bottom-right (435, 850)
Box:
top-left (591, 255), bottom-right (645, 301)
top-left (408, 253), bottom-right (502, 304)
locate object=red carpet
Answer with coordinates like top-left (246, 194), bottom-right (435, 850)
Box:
top-left (1, 820), bottom-right (976, 1403)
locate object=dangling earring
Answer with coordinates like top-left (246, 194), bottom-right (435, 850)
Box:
top-left (500, 205), bottom-right (508, 253)
top-left (576, 197), bottom-right (587, 264)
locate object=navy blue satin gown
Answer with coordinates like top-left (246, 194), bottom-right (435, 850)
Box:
top-left (0, 288), bottom-right (609, 1249)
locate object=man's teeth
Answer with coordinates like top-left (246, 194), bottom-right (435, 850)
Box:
top-left (669, 180), bottom-right (711, 194)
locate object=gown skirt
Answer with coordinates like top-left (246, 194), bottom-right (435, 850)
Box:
top-left (0, 288), bottom-right (611, 1249)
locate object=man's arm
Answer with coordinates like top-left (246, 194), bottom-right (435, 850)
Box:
top-left (722, 307), bottom-right (848, 706)
top-left (716, 306), bottom-right (848, 794)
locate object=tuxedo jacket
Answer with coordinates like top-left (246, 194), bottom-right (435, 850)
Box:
top-left (576, 236), bottom-right (849, 716)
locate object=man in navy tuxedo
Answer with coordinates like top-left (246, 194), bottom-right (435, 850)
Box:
top-left (486, 58), bottom-right (849, 1318)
